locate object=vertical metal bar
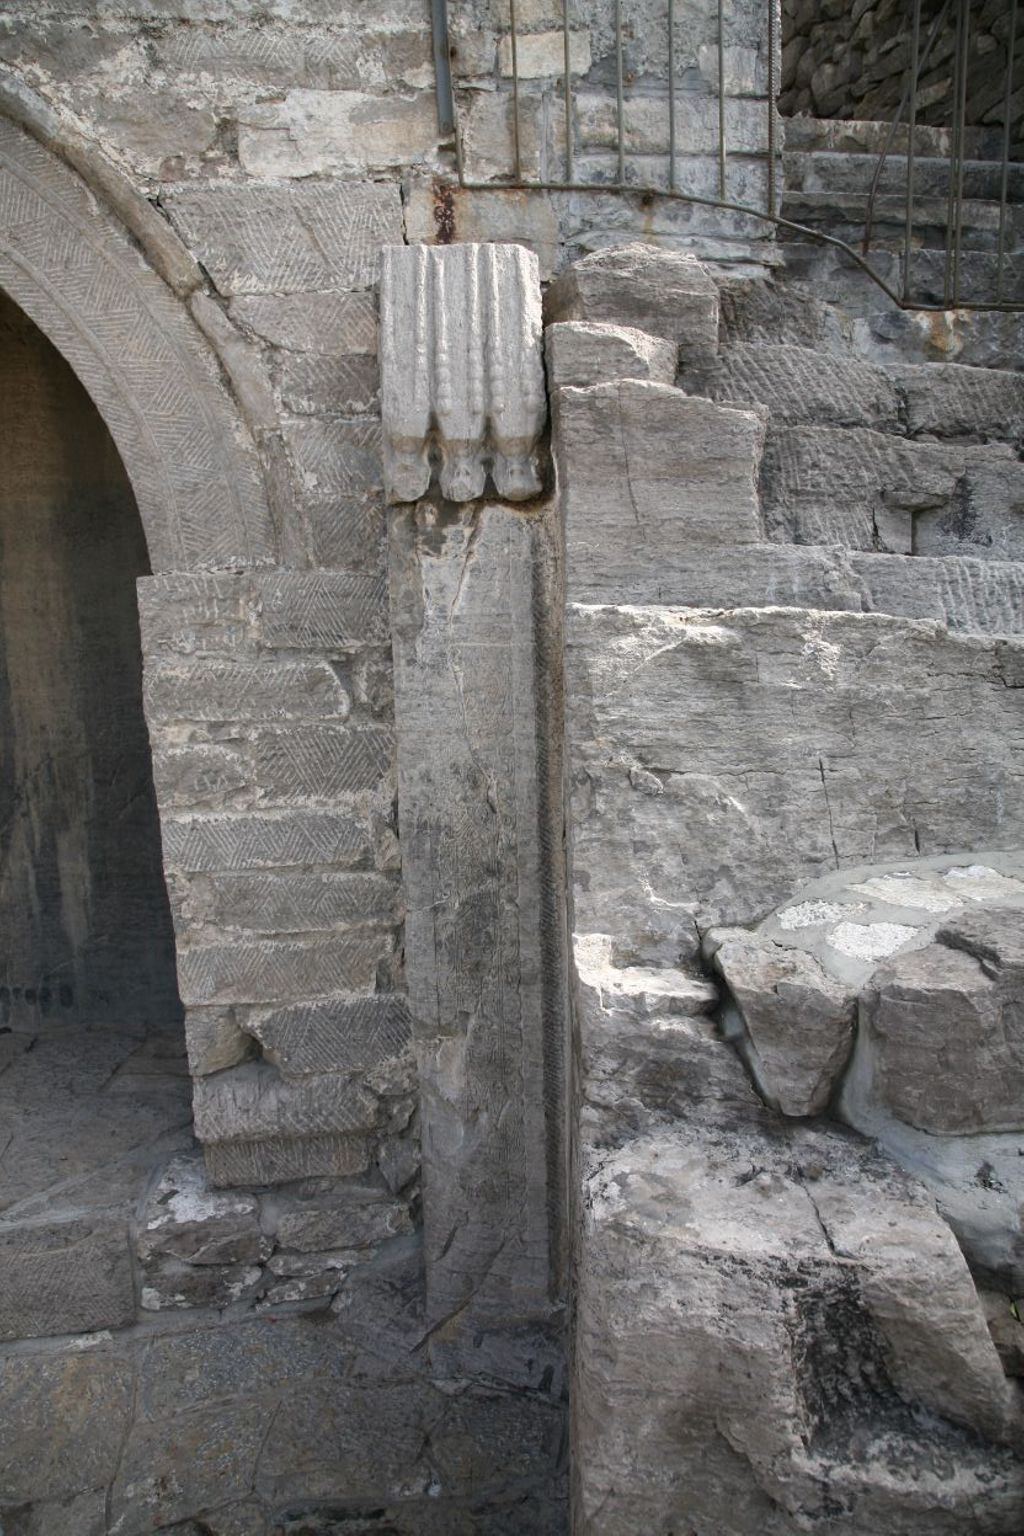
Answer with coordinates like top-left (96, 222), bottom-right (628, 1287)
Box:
top-left (717, 0), bottom-right (727, 199)
top-left (563, 0), bottom-right (574, 182)
top-left (431, 0), bottom-right (456, 139)
top-left (615, 0), bottom-right (626, 184)
top-left (952, 0), bottom-right (970, 305)
top-left (767, 0), bottom-right (777, 217)
top-left (943, 0), bottom-right (965, 305)
top-left (668, 0), bottom-right (677, 192)
top-left (997, 0), bottom-right (1018, 302)
top-left (509, 0), bottom-right (523, 181)
top-left (903, 0), bottom-right (921, 302)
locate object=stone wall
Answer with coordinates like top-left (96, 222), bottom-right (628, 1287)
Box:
top-left (781, 0), bottom-right (1023, 141)
top-left (549, 246), bottom-right (1024, 1532)
top-left (0, 0), bottom-right (777, 278)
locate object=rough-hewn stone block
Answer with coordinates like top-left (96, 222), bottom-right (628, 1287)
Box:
top-left (257, 571), bottom-right (389, 650)
top-left (177, 870), bottom-right (398, 933)
top-left (566, 604), bottom-right (1024, 948)
top-left (192, 1062), bottom-right (392, 1143)
top-left (545, 242), bottom-right (719, 364)
top-left (281, 416), bottom-right (382, 499)
top-left (161, 810), bottom-right (370, 872)
top-left (0, 1218), bottom-right (135, 1341)
top-left (688, 341), bottom-right (901, 430)
top-left (237, 88), bottom-right (439, 177)
top-left (204, 1133), bottom-right (372, 1188)
top-left (390, 502), bottom-right (557, 1327)
top-left (545, 320), bottom-right (678, 389)
top-left (229, 292), bottom-right (378, 355)
top-left (556, 382), bottom-right (765, 601)
top-left (177, 933), bottom-right (390, 1004)
top-left (136, 573), bottom-right (254, 656)
top-left (576, 1119), bottom-right (1022, 1534)
top-left (152, 743), bottom-right (250, 811)
top-left (247, 995), bottom-right (413, 1078)
top-left (255, 726), bottom-right (393, 804)
top-left (163, 182), bottom-right (402, 294)
top-left (144, 659), bottom-right (350, 721)
top-left (896, 362), bottom-right (1024, 442)
top-left (277, 352), bottom-right (380, 415)
top-left (762, 424), bottom-right (961, 551)
top-left (185, 1005), bottom-right (253, 1076)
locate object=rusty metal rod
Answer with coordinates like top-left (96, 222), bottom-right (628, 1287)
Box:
top-left (902, 0), bottom-right (922, 303)
top-left (510, 0), bottom-right (523, 181)
top-left (717, 0), bottom-right (727, 199)
top-left (563, 0), bottom-right (574, 181)
top-left (668, 0), bottom-right (677, 192)
top-left (615, 0), bottom-right (626, 184)
top-left (767, 0), bottom-right (776, 217)
top-left (997, 0), bottom-right (1018, 303)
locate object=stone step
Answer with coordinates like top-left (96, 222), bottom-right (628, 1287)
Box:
top-left (904, 246), bottom-right (1024, 306)
top-left (691, 340), bottom-right (1024, 444)
top-left (783, 114), bottom-right (1009, 162)
top-left (781, 189), bottom-right (1024, 252)
top-left (784, 150), bottom-right (1024, 205)
top-left (776, 239), bottom-right (1024, 324)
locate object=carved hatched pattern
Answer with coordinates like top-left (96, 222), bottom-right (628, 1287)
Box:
top-left (251, 996), bottom-right (413, 1077)
top-left (380, 242), bottom-right (548, 504)
top-left (0, 118), bottom-right (273, 572)
top-left (161, 812), bottom-right (369, 873)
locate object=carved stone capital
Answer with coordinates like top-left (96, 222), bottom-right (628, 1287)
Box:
top-left (380, 242), bottom-right (547, 505)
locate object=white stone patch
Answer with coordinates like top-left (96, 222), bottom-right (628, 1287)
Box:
top-left (943, 865), bottom-right (1024, 903)
top-left (849, 874), bottom-right (960, 914)
top-left (146, 1154), bottom-right (255, 1231)
top-left (776, 899), bottom-right (852, 930)
top-left (498, 29), bottom-right (592, 78)
top-left (826, 921), bottom-right (918, 962)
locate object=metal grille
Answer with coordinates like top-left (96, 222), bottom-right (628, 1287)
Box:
top-left (433, 0), bottom-right (1023, 313)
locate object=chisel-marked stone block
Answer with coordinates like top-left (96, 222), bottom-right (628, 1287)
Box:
top-left (390, 501), bottom-right (557, 1327)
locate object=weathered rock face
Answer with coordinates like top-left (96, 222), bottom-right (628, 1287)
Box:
top-left (576, 1116), bottom-right (1024, 1536)
top-left (556, 243), bottom-right (1024, 1536)
top-left (545, 244), bottom-right (719, 365)
top-left (710, 930), bottom-right (856, 1116)
top-left (862, 909), bottom-right (1024, 1137)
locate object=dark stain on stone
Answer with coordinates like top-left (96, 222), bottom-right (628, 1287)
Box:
top-left (433, 179), bottom-right (456, 244)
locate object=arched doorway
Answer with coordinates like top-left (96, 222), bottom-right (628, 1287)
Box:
top-left (0, 289), bottom-right (190, 1230)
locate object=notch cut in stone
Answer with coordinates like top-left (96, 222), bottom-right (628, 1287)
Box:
top-left (379, 242), bottom-right (547, 505)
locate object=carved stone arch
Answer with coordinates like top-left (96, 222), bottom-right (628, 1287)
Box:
top-left (0, 114), bottom-right (275, 573)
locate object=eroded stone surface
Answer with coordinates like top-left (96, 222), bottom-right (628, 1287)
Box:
top-left (711, 930), bottom-right (856, 1116)
top-left (576, 1117), bottom-right (1024, 1536)
top-left (545, 243), bottom-right (719, 365)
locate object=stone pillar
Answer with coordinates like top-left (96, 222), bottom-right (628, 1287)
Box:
top-left (383, 243), bottom-right (564, 1332)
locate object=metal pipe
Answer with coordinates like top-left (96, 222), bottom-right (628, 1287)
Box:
top-left (997, 0), bottom-right (1019, 303)
top-left (951, 0), bottom-right (970, 306)
top-left (717, 0), bottom-right (727, 200)
top-left (615, 0), bottom-right (626, 184)
top-left (563, 0), bottom-right (574, 182)
top-left (943, 0), bottom-right (966, 306)
top-left (767, 0), bottom-right (776, 217)
top-left (902, 0), bottom-right (922, 303)
top-left (431, 0), bottom-right (456, 137)
top-left (509, 0), bottom-right (523, 181)
top-left (668, 0), bottom-right (677, 192)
